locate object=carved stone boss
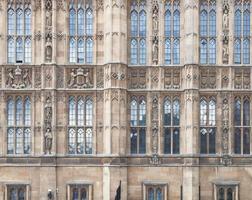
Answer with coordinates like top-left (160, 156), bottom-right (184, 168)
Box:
top-left (45, 0), bottom-right (53, 63)
top-left (44, 95), bottom-right (53, 154)
top-left (6, 66), bottom-right (31, 89)
top-left (152, 1), bottom-right (159, 65)
top-left (222, 0), bottom-right (229, 64)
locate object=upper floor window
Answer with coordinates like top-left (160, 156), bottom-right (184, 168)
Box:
top-left (130, 96), bottom-right (146, 154)
top-left (163, 97), bottom-right (180, 154)
top-left (68, 96), bottom-right (93, 154)
top-left (130, 0), bottom-right (147, 65)
top-left (234, 0), bottom-right (250, 64)
top-left (7, 96), bottom-right (31, 155)
top-left (7, 2), bottom-right (32, 64)
top-left (200, 97), bottom-right (216, 154)
top-left (164, 0), bottom-right (180, 65)
top-left (199, 0), bottom-right (216, 64)
top-left (69, 0), bottom-right (93, 64)
top-left (234, 97), bottom-right (250, 154)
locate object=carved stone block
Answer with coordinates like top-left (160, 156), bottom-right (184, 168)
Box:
top-left (164, 68), bottom-right (180, 89)
top-left (128, 68), bottom-right (146, 89)
top-left (67, 67), bottom-right (93, 89)
top-left (200, 68), bottom-right (216, 89)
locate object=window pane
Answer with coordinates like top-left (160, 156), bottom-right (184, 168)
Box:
top-left (200, 10), bottom-right (207, 36)
top-left (16, 128), bottom-right (23, 154)
top-left (8, 9), bottom-right (15, 35)
top-left (173, 39), bottom-right (180, 64)
top-left (157, 188), bottom-right (163, 200)
top-left (139, 11), bottom-right (146, 37)
top-left (200, 128), bottom-right (207, 154)
top-left (209, 10), bottom-right (216, 37)
top-left (131, 99), bottom-right (138, 126)
top-left (139, 39), bottom-right (146, 65)
top-left (234, 39), bottom-right (241, 64)
top-left (164, 128), bottom-right (171, 154)
top-left (130, 127), bottom-right (137, 154)
top-left (200, 39), bottom-right (207, 64)
top-left (85, 128), bottom-right (92, 154)
top-left (227, 188), bottom-right (233, 200)
top-left (164, 99), bottom-right (171, 126)
top-left (234, 128), bottom-right (241, 154)
top-left (130, 39), bottom-right (137, 65)
top-left (209, 128), bottom-right (216, 154)
top-left (7, 128), bottom-right (14, 154)
top-left (86, 9), bottom-right (93, 35)
top-left (16, 38), bottom-right (23, 63)
top-left (218, 188), bottom-right (225, 200)
top-left (173, 99), bottom-right (180, 126)
top-left (131, 11), bottom-right (138, 36)
top-left (77, 128), bottom-right (84, 154)
top-left (69, 96), bottom-right (76, 126)
top-left (243, 99), bottom-right (250, 126)
top-left (69, 9), bottom-right (76, 36)
top-left (139, 99), bottom-right (146, 126)
top-left (8, 98), bottom-right (15, 126)
top-left (148, 188), bottom-right (154, 200)
top-left (86, 99), bottom-right (93, 126)
top-left (77, 9), bottom-right (84, 36)
top-left (173, 10), bottom-right (180, 37)
top-left (243, 128), bottom-right (250, 154)
top-left (243, 39), bottom-right (250, 64)
top-left (77, 97), bottom-right (84, 126)
top-left (16, 9), bottom-right (23, 35)
top-left (200, 99), bottom-right (207, 126)
top-left (234, 99), bottom-right (241, 126)
top-left (24, 97), bottom-right (31, 126)
top-left (77, 38), bottom-right (84, 63)
top-left (209, 99), bottom-right (216, 126)
top-left (164, 10), bottom-right (171, 36)
top-left (173, 128), bottom-right (180, 154)
top-left (25, 9), bottom-right (31, 35)
top-left (24, 128), bottom-right (31, 154)
top-left (69, 37), bottom-right (76, 62)
top-left (8, 38), bottom-right (15, 63)
top-left (164, 39), bottom-right (171, 64)
top-left (68, 128), bottom-right (76, 154)
top-left (243, 10), bottom-right (250, 37)
top-left (139, 127), bottom-right (146, 154)
top-left (16, 97), bottom-right (23, 126)
top-left (86, 38), bottom-right (93, 64)
top-left (209, 39), bottom-right (216, 64)
top-left (25, 38), bottom-right (32, 63)
top-left (235, 10), bottom-right (242, 36)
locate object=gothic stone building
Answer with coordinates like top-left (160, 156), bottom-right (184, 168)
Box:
top-left (0, 0), bottom-right (251, 200)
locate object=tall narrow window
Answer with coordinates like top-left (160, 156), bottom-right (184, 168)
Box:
top-left (163, 97), bottom-right (180, 154)
top-left (199, 0), bottom-right (216, 64)
top-left (7, 96), bottom-right (31, 155)
top-left (69, 0), bottom-right (93, 63)
top-left (164, 0), bottom-right (180, 64)
top-left (200, 97), bottom-right (216, 154)
top-left (234, 0), bottom-right (250, 64)
top-left (68, 96), bottom-right (93, 154)
top-left (234, 97), bottom-right (251, 154)
top-left (130, 96), bottom-right (146, 154)
top-left (130, 0), bottom-right (146, 65)
top-left (7, 2), bottom-right (32, 63)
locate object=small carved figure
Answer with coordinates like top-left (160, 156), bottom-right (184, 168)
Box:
top-left (152, 5), bottom-right (158, 33)
top-left (45, 10), bottom-right (52, 27)
top-left (45, 37), bottom-right (52, 62)
top-left (45, 127), bottom-right (53, 154)
top-left (152, 37), bottom-right (158, 65)
top-left (44, 96), bottom-right (52, 124)
top-left (223, 8), bottom-right (229, 30)
top-left (23, 69), bottom-right (31, 87)
top-left (6, 69), bottom-right (14, 87)
top-left (69, 69), bottom-right (77, 87)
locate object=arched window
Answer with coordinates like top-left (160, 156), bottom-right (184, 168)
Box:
top-left (130, 0), bottom-right (146, 65)
top-left (130, 96), bottom-right (146, 154)
top-left (234, 97), bottom-right (251, 154)
top-left (70, 185), bottom-right (89, 200)
top-left (199, 0), bottom-right (216, 64)
top-left (200, 97), bottom-right (216, 154)
top-left (7, 96), bottom-right (32, 155)
top-left (146, 186), bottom-right (165, 200)
top-left (68, 96), bottom-right (93, 154)
top-left (148, 188), bottom-right (154, 200)
top-left (164, 0), bottom-right (180, 64)
top-left (69, 1), bottom-right (93, 63)
top-left (234, 0), bottom-right (250, 64)
top-left (7, 2), bottom-right (32, 63)
top-left (164, 97), bottom-right (180, 154)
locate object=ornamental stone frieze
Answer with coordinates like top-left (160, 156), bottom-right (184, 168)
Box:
top-left (200, 68), bottom-right (217, 89)
top-left (96, 67), bottom-right (104, 88)
top-left (5, 66), bottom-right (32, 89)
top-left (234, 68), bottom-right (250, 89)
top-left (56, 67), bottom-right (64, 88)
top-left (221, 68), bottom-right (229, 88)
top-left (128, 68), bottom-right (146, 89)
top-left (67, 67), bottom-right (93, 89)
top-left (164, 68), bottom-right (180, 89)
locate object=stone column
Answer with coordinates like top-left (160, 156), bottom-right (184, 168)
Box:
top-left (103, 1), bottom-right (128, 199)
top-left (183, 1), bottom-right (200, 199)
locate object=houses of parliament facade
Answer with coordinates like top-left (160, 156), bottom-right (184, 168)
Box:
top-left (0, 0), bottom-right (251, 199)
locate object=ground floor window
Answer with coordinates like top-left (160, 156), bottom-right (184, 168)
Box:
top-left (67, 184), bottom-right (92, 200)
top-left (214, 181), bottom-right (239, 200)
top-left (143, 183), bottom-right (168, 200)
top-left (6, 185), bottom-right (28, 200)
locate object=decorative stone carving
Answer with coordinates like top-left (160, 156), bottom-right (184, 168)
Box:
top-left (96, 67), bottom-right (104, 88)
top-left (6, 66), bottom-right (31, 89)
top-left (44, 95), bottom-right (52, 154)
top-left (111, 90), bottom-right (119, 101)
top-left (151, 67), bottom-right (159, 88)
top-left (221, 154), bottom-right (232, 166)
top-left (45, 0), bottom-right (52, 63)
top-left (164, 68), bottom-right (180, 89)
top-left (111, 72), bottom-right (125, 80)
top-left (200, 68), bottom-right (216, 89)
top-left (152, 0), bottom-right (159, 65)
top-left (56, 67), bottom-right (64, 88)
top-left (234, 69), bottom-right (250, 89)
top-left (128, 68), bottom-right (146, 89)
top-left (152, 36), bottom-right (158, 65)
top-left (56, 0), bottom-right (65, 11)
top-left (68, 68), bottom-right (93, 89)
top-left (34, 67), bottom-right (42, 88)
top-left (221, 68), bottom-right (229, 88)
top-left (222, 96), bottom-right (229, 154)
top-left (222, 0), bottom-right (229, 64)
top-left (97, 0), bottom-right (104, 11)
top-left (44, 67), bottom-right (52, 88)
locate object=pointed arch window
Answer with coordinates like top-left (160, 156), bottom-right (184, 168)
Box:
top-left (163, 97), bottom-right (180, 154)
top-left (234, 97), bottom-right (251, 154)
top-left (69, 1), bottom-right (93, 63)
top-left (68, 96), bottom-right (93, 154)
top-left (130, 0), bottom-right (146, 65)
top-left (234, 0), bottom-right (250, 64)
top-left (130, 96), bottom-right (146, 154)
top-left (200, 97), bottom-right (216, 154)
top-left (199, 0), bottom-right (216, 64)
top-left (164, 0), bottom-right (180, 64)
top-left (7, 96), bottom-right (31, 155)
top-left (7, 2), bottom-right (32, 63)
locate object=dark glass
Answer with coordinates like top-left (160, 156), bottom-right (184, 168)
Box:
top-left (243, 100), bottom-right (250, 126)
top-left (173, 128), bottom-right (180, 154)
top-left (227, 188), bottom-right (233, 200)
top-left (200, 128), bottom-right (207, 154)
top-left (130, 128), bottom-right (137, 154)
top-left (139, 128), bottom-right (146, 154)
top-left (164, 128), bottom-right (171, 154)
top-left (243, 128), bottom-right (250, 154)
top-left (209, 128), bottom-right (216, 154)
top-left (234, 99), bottom-right (241, 126)
top-left (234, 128), bottom-right (241, 154)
